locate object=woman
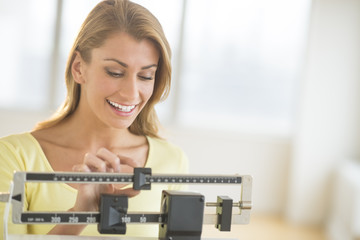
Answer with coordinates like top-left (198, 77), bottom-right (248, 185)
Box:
top-left (0, 0), bottom-right (188, 237)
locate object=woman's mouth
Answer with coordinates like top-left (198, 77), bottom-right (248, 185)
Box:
top-left (106, 99), bottom-right (136, 113)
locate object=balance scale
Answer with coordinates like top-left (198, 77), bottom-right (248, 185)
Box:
top-left (1, 168), bottom-right (252, 240)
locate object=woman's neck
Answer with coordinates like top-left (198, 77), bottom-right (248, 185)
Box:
top-left (36, 111), bottom-right (138, 153)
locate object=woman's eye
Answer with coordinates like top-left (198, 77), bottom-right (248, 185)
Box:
top-left (106, 70), bottom-right (123, 78)
top-left (139, 76), bottom-right (154, 81)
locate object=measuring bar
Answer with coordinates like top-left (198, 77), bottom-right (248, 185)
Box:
top-left (3, 168), bottom-right (252, 228)
top-left (24, 172), bottom-right (242, 185)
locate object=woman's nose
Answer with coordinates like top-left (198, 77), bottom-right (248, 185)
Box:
top-left (118, 75), bottom-right (139, 100)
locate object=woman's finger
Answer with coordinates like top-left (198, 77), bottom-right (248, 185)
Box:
top-left (118, 163), bottom-right (134, 173)
top-left (114, 187), bottom-right (140, 198)
top-left (83, 152), bottom-right (107, 172)
top-left (117, 154), bottom-right (142, 168)
top-left (72, 163), bottom-right (91, 172)
top-left (96, 148), bottom-right (121, 172)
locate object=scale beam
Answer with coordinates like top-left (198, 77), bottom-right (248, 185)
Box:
top-left (23, 172), bottom-right (242, 185)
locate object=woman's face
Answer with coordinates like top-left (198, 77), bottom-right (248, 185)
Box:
top-left (76, 32), bottom-right (159, 129)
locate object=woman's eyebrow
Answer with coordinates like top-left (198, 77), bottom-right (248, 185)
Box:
top-left (104, 58), bottom-right (157, 70)
top-left (141, 64), bottom-right (157, 70)
top-left (104, 58), bottom-right (128, 68)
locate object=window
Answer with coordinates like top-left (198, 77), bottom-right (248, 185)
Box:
top-left (176, 0), bottom-right (311, 135)
top-left (0, 0), bottom-right (57, 110)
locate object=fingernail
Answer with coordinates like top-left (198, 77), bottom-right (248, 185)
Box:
top-left (116, 157), bottom-right (121, 172)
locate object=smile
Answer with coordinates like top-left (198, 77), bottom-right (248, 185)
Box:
top-left (106, 99), bottom-right (136, 113)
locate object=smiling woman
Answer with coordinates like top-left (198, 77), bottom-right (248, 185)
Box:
top-left (34, 1), bottom-right (172, 138)
top-left (0, 0), bottom-right (188, 237)
top-left (70, 32), bottom-right (160, 130)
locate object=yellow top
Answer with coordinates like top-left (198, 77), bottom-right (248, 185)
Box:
top-left (0, 133), bottom-right (188, 238)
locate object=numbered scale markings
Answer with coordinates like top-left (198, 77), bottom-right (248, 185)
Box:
top-left (21, 212), bottom-right (164, 224)
top-left (25, 172), bottom-right (242, 184)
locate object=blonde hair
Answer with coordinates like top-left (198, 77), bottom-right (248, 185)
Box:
top-left (34, 0), bottom-right (172, 138)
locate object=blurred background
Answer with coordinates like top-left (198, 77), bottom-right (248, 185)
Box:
top-left (1, 0), bottom-right (360, 239)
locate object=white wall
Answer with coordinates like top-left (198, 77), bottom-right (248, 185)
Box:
top-left (0, 109), bottom-right (49, 137)
top-left (285, 0), bottom-right (360, 225)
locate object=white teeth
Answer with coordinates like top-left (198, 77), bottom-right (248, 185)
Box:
top-left (107, 100), bottom-right (135, 112)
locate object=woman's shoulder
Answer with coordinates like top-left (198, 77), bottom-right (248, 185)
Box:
top-left (0, 132), bottom-right (37, 149)
top-left (0, 132), bottom-right (46, 169)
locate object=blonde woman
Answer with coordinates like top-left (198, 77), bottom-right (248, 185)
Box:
top-left (0, 0), bottom-right (188, 237)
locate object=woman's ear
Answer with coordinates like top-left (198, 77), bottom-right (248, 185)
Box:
top-left (71, 51), bottom-right (86, 84)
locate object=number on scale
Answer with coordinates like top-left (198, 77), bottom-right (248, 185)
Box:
top-left (86, 216), bottom-right (97, 223)
top-left (69, 216), bottom-right (79, 223)
top-left (140, 216), bottom-right (146, 223)
top-left (51, 216), bottom-right (61, 223)
top-left (121, 216), bottom-right (131, 223)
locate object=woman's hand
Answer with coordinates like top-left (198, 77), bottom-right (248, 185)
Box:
top-left (48, 148), bottom-right (141, 235)
top-left (71, 148), bottom-right (140, 212)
